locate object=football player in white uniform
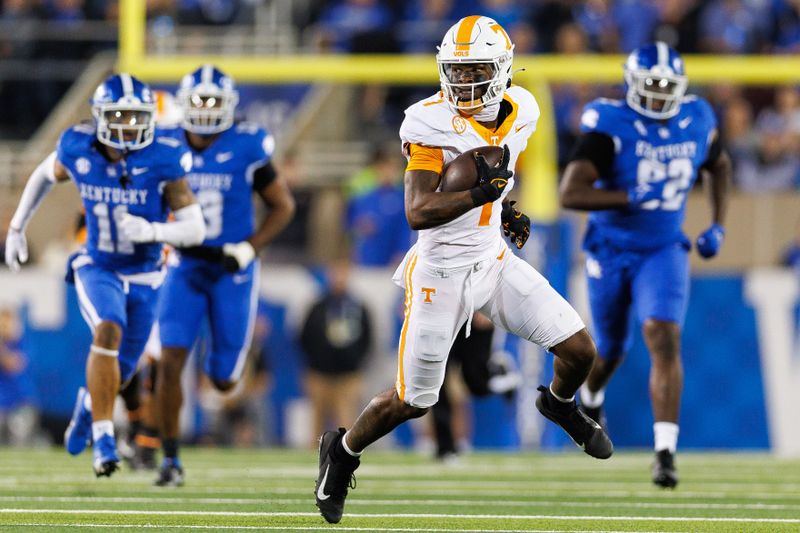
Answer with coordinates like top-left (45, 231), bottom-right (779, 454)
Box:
top-left (314, 16), bottom-right (613, 523)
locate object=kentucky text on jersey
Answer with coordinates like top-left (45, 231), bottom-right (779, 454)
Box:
top-left (186, 173), bottom-right (233, 191)
top-left (635, 141), bottom-right (697, 161)
top-left (78, 183), bottom-right (149, 205)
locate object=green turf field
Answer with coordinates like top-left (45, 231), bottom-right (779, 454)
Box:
top-left (0, 447), bottom-right (799, 532)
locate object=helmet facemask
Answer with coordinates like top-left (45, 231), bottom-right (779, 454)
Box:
top-left (625, 68), bottom-right (687, 120)
top-left (179, 85), bottom-right (238, 135)
top-left (438, 53), bottom-right (512, 112)
top-left (93, 102), bottom-right (156, 150)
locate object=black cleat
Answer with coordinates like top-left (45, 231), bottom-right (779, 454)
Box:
top-left (579, 403), bottom-right (608, 432)
top-left (535, 385), bottom-right (613, 459)
top-left (315, 428), bottom-right (359, 524)
top-left (652, 449), bottom-right (678, 488)
top-left (154, 458), bottom-right (184, 487)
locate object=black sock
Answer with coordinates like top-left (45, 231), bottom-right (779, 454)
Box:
top-left (127, 420), bottom-right (142, 443)
top-left (163, 438), bottom-right (179, 460)
top-left (332, 439), bottom-right (360, 465)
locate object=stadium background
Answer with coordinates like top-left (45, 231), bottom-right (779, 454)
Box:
top-left (0, 0), bottom-right (799, 459)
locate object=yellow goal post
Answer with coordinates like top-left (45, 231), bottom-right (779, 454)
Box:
top-left (119, 0), bottom-right (800, 222)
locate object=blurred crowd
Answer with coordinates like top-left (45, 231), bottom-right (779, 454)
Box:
top-left (301, 0), bottom-right (800, 55)
top-left (4, 0), bottom-right (800, 191)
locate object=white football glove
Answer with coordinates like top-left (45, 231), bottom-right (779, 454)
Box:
top-left (222, 241), bottom-right (256, 272)
top-left (5, 228), bottom-right (28, 272)
top-left (118, 213), bottom-right (156, 243)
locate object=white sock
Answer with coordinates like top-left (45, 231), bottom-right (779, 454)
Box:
top-left (92, 420), bottom-right (114, 443)
top-left (580, 385), bottom-right (605, 408)
top-left (82, 391), bottom-right (92, 412)
top-left (549, 383), bottom-right (575, 403)
top-left (341, 431), bottom-right (362, 457)
top-left (654, 422), bottom-right (679, 453)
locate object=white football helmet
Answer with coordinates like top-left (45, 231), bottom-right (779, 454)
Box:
top-left (436, 15), bottom-right (515, 112)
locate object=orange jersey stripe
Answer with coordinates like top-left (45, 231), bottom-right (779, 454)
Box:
top-left (406, 143), bottom-right (444, 174)
top-left (396, 253), bottom-right (418, 401)
top-left (478, 203), bottom-right (493, 226)
top-left (455, 15), bottom-right (481, 52)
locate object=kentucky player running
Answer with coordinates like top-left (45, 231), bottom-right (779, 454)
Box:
top-left (4, 73), bottom-right (205, 476)
top-left (314, 16), bottom-right (613, 524)
top-left (154, 65), bottom-right (295, 486)
top-left (560, 42), bottom-right (731, 487)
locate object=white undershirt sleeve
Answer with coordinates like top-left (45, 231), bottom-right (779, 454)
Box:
top-left (10, 151), bottom-right (58, 231)
top-left (152, 203), bottom-right (206, 248)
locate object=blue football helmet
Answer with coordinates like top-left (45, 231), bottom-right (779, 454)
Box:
top-left (90, 73), bottom-right (156, 150)
top-left (624, 42), bottom-right (687, 120)
top-left (177, 65), bottom-right (239, 134)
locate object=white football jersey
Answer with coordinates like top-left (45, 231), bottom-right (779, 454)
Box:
top-left (399, 85), bottom-right (540, 268)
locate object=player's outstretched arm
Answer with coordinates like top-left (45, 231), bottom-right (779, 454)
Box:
top-left (404, 169), bottom-right (477, 230)
top-left (118, 179), bottom-right (206, 248)
top-left (5, 153), bottom-right (70, 272)
top-left (696, 135), bottom-right (732, 259)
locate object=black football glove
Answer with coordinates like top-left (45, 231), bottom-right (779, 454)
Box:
top-left (501, 201), bottom-right (530, 249)
top-left (470, 145), bottom-right (512, 207)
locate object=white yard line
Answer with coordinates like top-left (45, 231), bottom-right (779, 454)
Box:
top-left (1, 495), bottom-right (798, 512)
top-left (3, 476), bottom-right (800, 494)
top-left (1, 509), bottom-right (799, 523)
top-left (2, 525), bottom-right (680, 533)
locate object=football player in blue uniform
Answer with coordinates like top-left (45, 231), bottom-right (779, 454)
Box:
top-left (560, 43), bottom-right (731, 488)
top-left (154, 65), bottom-right (295, 486)
top-left (4, 73), bottom-right (205, 476)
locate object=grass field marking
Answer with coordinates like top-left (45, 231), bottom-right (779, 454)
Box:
top-left (5, 525), bottom-right (682, 533)
top-left (2, 509), bottom-right (800, 523)
top-left (6, 485), bottom-right (800, 501)
top-left (2, 495), bottom-right (799, 512)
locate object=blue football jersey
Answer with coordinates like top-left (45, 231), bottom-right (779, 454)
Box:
top-left (174, 122), bottom-right (274, 247)
top-left (57, 124), bottom-right (191, 273)
top-left (579, 96), bottom-right (717, 251)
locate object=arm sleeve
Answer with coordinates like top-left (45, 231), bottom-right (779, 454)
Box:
top-left (251, 161), bottom-right (277, 191)
top-left (701, 135), bottom-right (723, 170)
top-left (405, 143), bottom-right (444, 174)
top-left (10, 151), bottom-right (58, 231)
top-left (152, 203), bottom-right (206, 247)
top-left (567, 132), bottom-right (616, 177)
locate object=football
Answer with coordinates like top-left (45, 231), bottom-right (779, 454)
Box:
top-left (440, 145), bottom-right (504, 192)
